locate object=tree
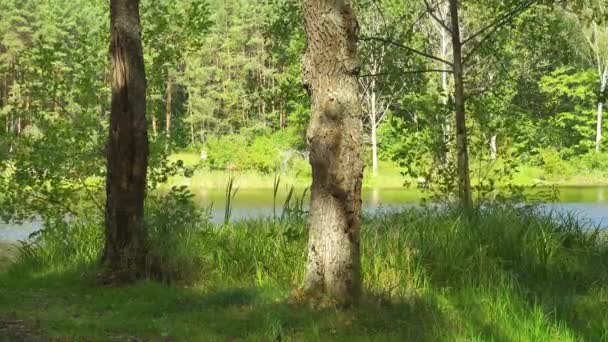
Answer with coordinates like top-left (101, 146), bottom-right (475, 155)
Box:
top-left (301, 0), bottom-right (364, 305)
top-left (358, 0), bottom-right (406, 177)
top-left (102, 0), bottom-right (149, 281)
top-left (571, 4), bottom-right (608, 152)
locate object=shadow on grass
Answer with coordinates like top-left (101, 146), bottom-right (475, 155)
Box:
top-left (0, 265), bottom-right (451, 341)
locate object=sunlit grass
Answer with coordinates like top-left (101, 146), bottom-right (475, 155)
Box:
top-left (167, 152), bottom-right (608, 191)
top-left (166, 152), bottom-right (409, 190)
top-left (1, 205), bottom-right (606, 340)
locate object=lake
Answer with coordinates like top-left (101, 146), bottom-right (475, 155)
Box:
top-left (1, 186), bottom-right (607, 241)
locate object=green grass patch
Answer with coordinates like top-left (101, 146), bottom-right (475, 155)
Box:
top-left (0, 242), bottom-right (17, 271)
top-left (167, 151), bottom-right (608, 190)
top-left (1, 206), bottom-right (607, 341)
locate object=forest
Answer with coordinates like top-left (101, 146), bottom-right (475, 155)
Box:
top-left (0, 0), bottom-right (607, 340)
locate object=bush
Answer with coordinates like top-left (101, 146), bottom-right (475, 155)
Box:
top-left (203, 130), bottom-right (305, 174)
top-left (575, 151), bottom-right (608, 172)
top-left (145, 186), bottom-right (213, 283)
top-left (204, 134), bottom-right (251, 171)
top-left (536, 148), bottom-right (574, 176)
top-left (16, 214), bottom-right (103, 270)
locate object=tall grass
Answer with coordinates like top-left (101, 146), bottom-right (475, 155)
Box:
top-left (224, 177), bottom-right (238, 224)
top-left (5, 204), bottom-right (608, 340)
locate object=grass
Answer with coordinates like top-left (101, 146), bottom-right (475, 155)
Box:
top-left (167, 152), bottom-right (608, 191)
top-left (0, 241), bottom-right (17, 271)
top-left (512, 165), bottom-right (608, 186)
top-left (166, 152), bottom-right (413, 190)
top-left (1, 205), bottom-right (607, 341)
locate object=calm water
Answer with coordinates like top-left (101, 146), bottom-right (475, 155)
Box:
top-left (1, 186), bottom-right (607, 241)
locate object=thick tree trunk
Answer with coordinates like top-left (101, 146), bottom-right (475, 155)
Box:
top-left (165, 75), bottom-right (173, 139)
top-left (302, 0), bottom-right (364, 305)
top-left (449, 0), bottom-right (472, 208)
top-left (103, 0), bottom-right (149, 281)
top-left (596, 67), bottom-right (607, 152)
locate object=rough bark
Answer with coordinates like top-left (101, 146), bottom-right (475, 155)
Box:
top-left (449, 0), bottom-right (472, 208)
top-left (102, 0), bottom-right (149, 282)
top-left (302, 0), bottom-right (364, 305)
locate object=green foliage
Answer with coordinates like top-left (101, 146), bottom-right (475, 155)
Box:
top-left (202, 130), bottom-right (304, 174)
top-left (15, 215), bottom-right (103, 270)
top-left (535, 148), bottom-right (575, 176)
top-left (3, 206), bottom-right (607, 340)
top-left (145, 186), bottom-right (212, 283)
top-left (576, 151), bottom-right (608, 171)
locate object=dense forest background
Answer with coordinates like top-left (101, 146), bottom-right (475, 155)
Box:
top-left (1, 1), bottom-right (608, 340)
top-left (2, 0), bottom-right (608, 205)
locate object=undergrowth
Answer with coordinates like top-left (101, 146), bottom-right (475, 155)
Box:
top-left (1, 203), bottom-right (607, 341)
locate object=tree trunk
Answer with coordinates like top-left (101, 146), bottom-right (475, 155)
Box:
top-left (439, 5), bottom-right (452, 164)
top-left (371, 123), bottom-right (378, 177)
top-left (302, 0), bottom-right (364, 305)
top-left (596, 66), bottom-right (607, 152)
top-left (188, 91), bottom-right (195, 144)
top-left (449, 0), bottom-right (472, 208)
top-left (490, 134), bottom-right (497, 160)
top-left (151, 111), bottom-right (158, 138)
top-left (2, 77), bottom-right (8, 135)
top-left (103, 0), bottom-right (149, 282)
top-left (165, 75), bottom-right (173, 139)
top-left (370, 86), bottom-right (378, 177)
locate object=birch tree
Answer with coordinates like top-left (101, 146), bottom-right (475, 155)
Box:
top-left (578, 16), bottom-right (608, 152)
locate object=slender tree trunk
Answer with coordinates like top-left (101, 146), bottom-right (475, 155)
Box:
top-left (490, 134), bottom-right (497, 160)
top-left (165, 75), bottom-right (173, 139)
top-left (103, 0), bottom-right (149, 282)
top-left (449, 0), bottom-right (472, 208)
top-left (370, 86), bottom-right (378, 177)
top-left (2, 77), bottom-right (8, 135)
top-left (302, 0), bottom-right (364, 305)
top-left (151, 111), bottom-right (158, 138)
top-left (596, 67), bottom-right (607, 152)
top-left (371, 123), bottom-right (378, 177)
top-left (188, 91), bottom-right (195, 144)
top-left (440, 9), bottom-right (452, 164)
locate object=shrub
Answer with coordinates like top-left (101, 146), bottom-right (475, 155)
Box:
top-left (536, 148), bottom-right (574, 176)
top-left (575, 151), bottom-right (608, 172)
top-left (203, 130), bottom-right (305, 174)
top-left (16, 214), bottom-right (103, 270)
top-left (204, 134), bottom-right (251, 171)
top-left (145, 186), bottom-right (213, 283)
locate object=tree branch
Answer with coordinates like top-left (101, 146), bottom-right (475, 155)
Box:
top-left (462, 0), bottom-right (538, 46)
top-left (461, 0), bottom-right (539, 65)
top-left (424, 0), bottom-right (452, 34)
top-left (359, 69), bottom-right (452, 78)
top-left (361, 36), bottom-right (454, 66)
